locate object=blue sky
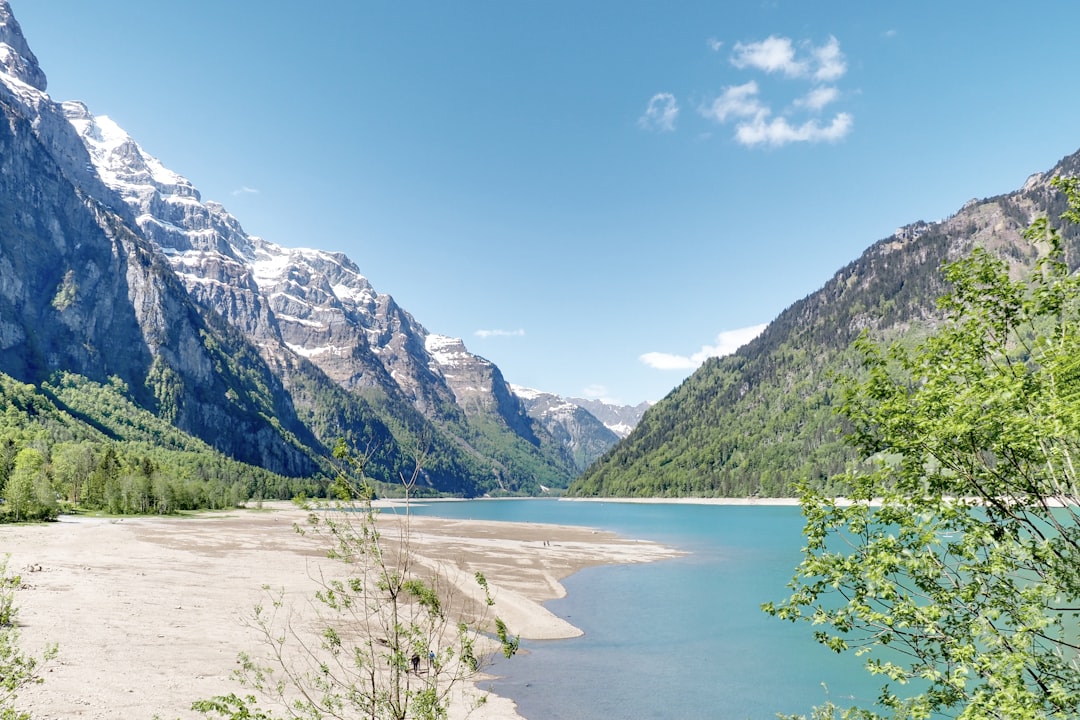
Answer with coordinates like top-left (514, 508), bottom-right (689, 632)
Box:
top-left (10, 1), bottom-right (1080, 404)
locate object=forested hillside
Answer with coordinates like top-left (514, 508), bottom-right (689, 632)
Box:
top-left (570, 152), bottom-right (1080, 497)
top-left (0, 371), bottom-right (316, 521)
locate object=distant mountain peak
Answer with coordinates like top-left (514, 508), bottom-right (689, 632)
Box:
top-left (0, 1), bottom-right (46, 91)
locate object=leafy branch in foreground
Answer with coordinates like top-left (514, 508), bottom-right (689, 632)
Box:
top-left (765, 176), bottom-right (1080, 720)
top-left (0, 556), bottom-right (57, 720)
top-left (194, 439), bottom-right (517, 720)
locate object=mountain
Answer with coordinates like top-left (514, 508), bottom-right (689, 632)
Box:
top-left (565, 397), bottom-right (652, 439)
top-left (0, 1), bottom-right (579, 496)
top-left (511, 386), bottom-right (622, 471)
top-left (570, 153), bottom-right (1080, 498)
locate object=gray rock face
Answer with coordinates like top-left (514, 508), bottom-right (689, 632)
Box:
top-left (512, 386), bottom-right (620, 471)
top-left (566, 397), bottom-right (652, 439)
top-left (62, 99), bottom-right (553, 453)
top-left (0, 1), bottom-right (585, 491)
top-left (63, 103), bottom-right (466, 412)
top-left (0, 1), bottom-right (46, 91)
top-left (427, 335), bottom-right (537, 440)
top-left (0, 14), bottom-right (318, 477)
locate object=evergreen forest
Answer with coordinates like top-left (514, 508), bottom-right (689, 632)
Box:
top-left (0, 371), bottom-right (316, 521)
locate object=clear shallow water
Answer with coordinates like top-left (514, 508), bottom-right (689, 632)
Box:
top-left (407, 500), bottom-right (883, 720)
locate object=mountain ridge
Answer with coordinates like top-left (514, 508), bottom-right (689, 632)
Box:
top-left (571, 150), bottom-right (1080, 497)
top-left (0, 1), bottom-right (634, 496)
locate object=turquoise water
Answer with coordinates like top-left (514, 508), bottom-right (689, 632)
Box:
top-left (407, 500), bottom-right (884, 719)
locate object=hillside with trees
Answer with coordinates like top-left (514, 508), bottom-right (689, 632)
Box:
top-left (0, 371), bottom-right (314, 521)
top-left (570, 151), bottom-right (1080, 497)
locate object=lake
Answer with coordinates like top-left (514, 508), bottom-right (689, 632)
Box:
top-left (407, 499), bottom-right (884, 720)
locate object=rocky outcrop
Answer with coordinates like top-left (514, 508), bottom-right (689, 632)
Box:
top-left (0, 3), bottom-right (318, 477)
top-left (0, 1), bottom-right (44, 91)
top-left (427, 335), bottom-right (537, 440)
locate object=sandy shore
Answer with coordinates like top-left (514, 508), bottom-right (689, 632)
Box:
top-left (1, 501), bottom-right (679, 720)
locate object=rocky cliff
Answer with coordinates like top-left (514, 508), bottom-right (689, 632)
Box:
top-left (0, 0), bottom-right (585, 494)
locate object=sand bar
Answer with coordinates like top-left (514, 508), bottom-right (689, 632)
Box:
top-left (1, 501), bottom-right (679, 720)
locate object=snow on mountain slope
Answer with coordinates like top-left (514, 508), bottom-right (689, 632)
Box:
top-left (510, 385), bottom-right (622, 471)
top-left (513, 386), bottom-right (650, 440)
top-left (62, 99), bottom-right (553, 435)
top-left (0, 0), bottom-right (581, 492)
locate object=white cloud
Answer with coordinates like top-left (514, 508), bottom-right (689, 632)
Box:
top-left (474, 328), bottom-right (525, 339)
top-left (231, 186), bottom-right (259, 196)
top-left (699, 35), bottom-right (852, 147)
top-left (794, 85), bottom-right (839, 111)
top-left (700, 81), bottom-right (763, 122)
top-left (735, 112), bottom-right (853, 147)
top-left (812, 36), bottom-right (846, 81)
top-left (639, 351), bottom-right (699, 371)
top-left (731, 35), bottom-right (804, 77)
top-left (638, 92), bottom-right (679, 132)
top-left (730, 35), bottom-right (846, 81)
top-left (640, 324), bottom-right (768, 371)
top-left (706, 37), bottom-right (724, 52)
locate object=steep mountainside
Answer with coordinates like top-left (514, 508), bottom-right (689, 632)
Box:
top-left (0, 2), bottom-right (580, 495)
top-left (511, 386), bottom-right (621, 471)
top-left (565, 397), bottom-right (651, 439)
top-left (571, 153), bottom-right (1080, 497)
top-left (0, 16), bottom-right (321, 478)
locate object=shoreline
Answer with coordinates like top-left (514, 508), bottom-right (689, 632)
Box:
top-left (399, 496), bottom-right (804, 506)
top-left (3, 502), bottom-right (680, 720)
top-left (558, 496), bottom-right (803, 506)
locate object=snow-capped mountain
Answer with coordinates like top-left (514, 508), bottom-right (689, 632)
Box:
top-left (0, 0), bottom-right (587, 494)
top-left (565, 397), bottom-right (652, 439)
top-left (0, 7), bottom-right (321, 477)
top-left (511, 385), bottom-right (638, 470)
top-left (62, 100), bottom-right (528, 420)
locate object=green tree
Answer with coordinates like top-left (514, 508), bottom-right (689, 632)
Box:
top-left (4, 449), bottom-right (55, 522)
top-left (194, 440), bottom-right (518, 720)
top-left (0, 556), bottom-right (57, 720)
top-left (766, 176), bottom-right (1080, 719)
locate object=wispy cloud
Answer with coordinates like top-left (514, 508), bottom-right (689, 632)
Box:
top-left (699, 34), bottom-right (852, 148)
top-left (231, 186), bottom-right (260, 196)
top-left (638, 92), bottom-right (679, 132)
top-left (582, 384), bottom-right (611, 400)
top-left (474, 328), bottom-right (526, 339)
top-left (811, 36), bottom-right (846, 82)
top-left (794, 85), bottom-right (840, 111)
top-left (731, 35), bottom-right (805, 77)
top-left (731, 35), bottom-right (846, 81)
top-left (642, 34), bottom-right (851, 147)
top-left (700, 81), bottom-right (764, 123)
top-left (640, 324), bottom-right (768, 371)
top-left (735, 112), bottom-right (852, 147)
